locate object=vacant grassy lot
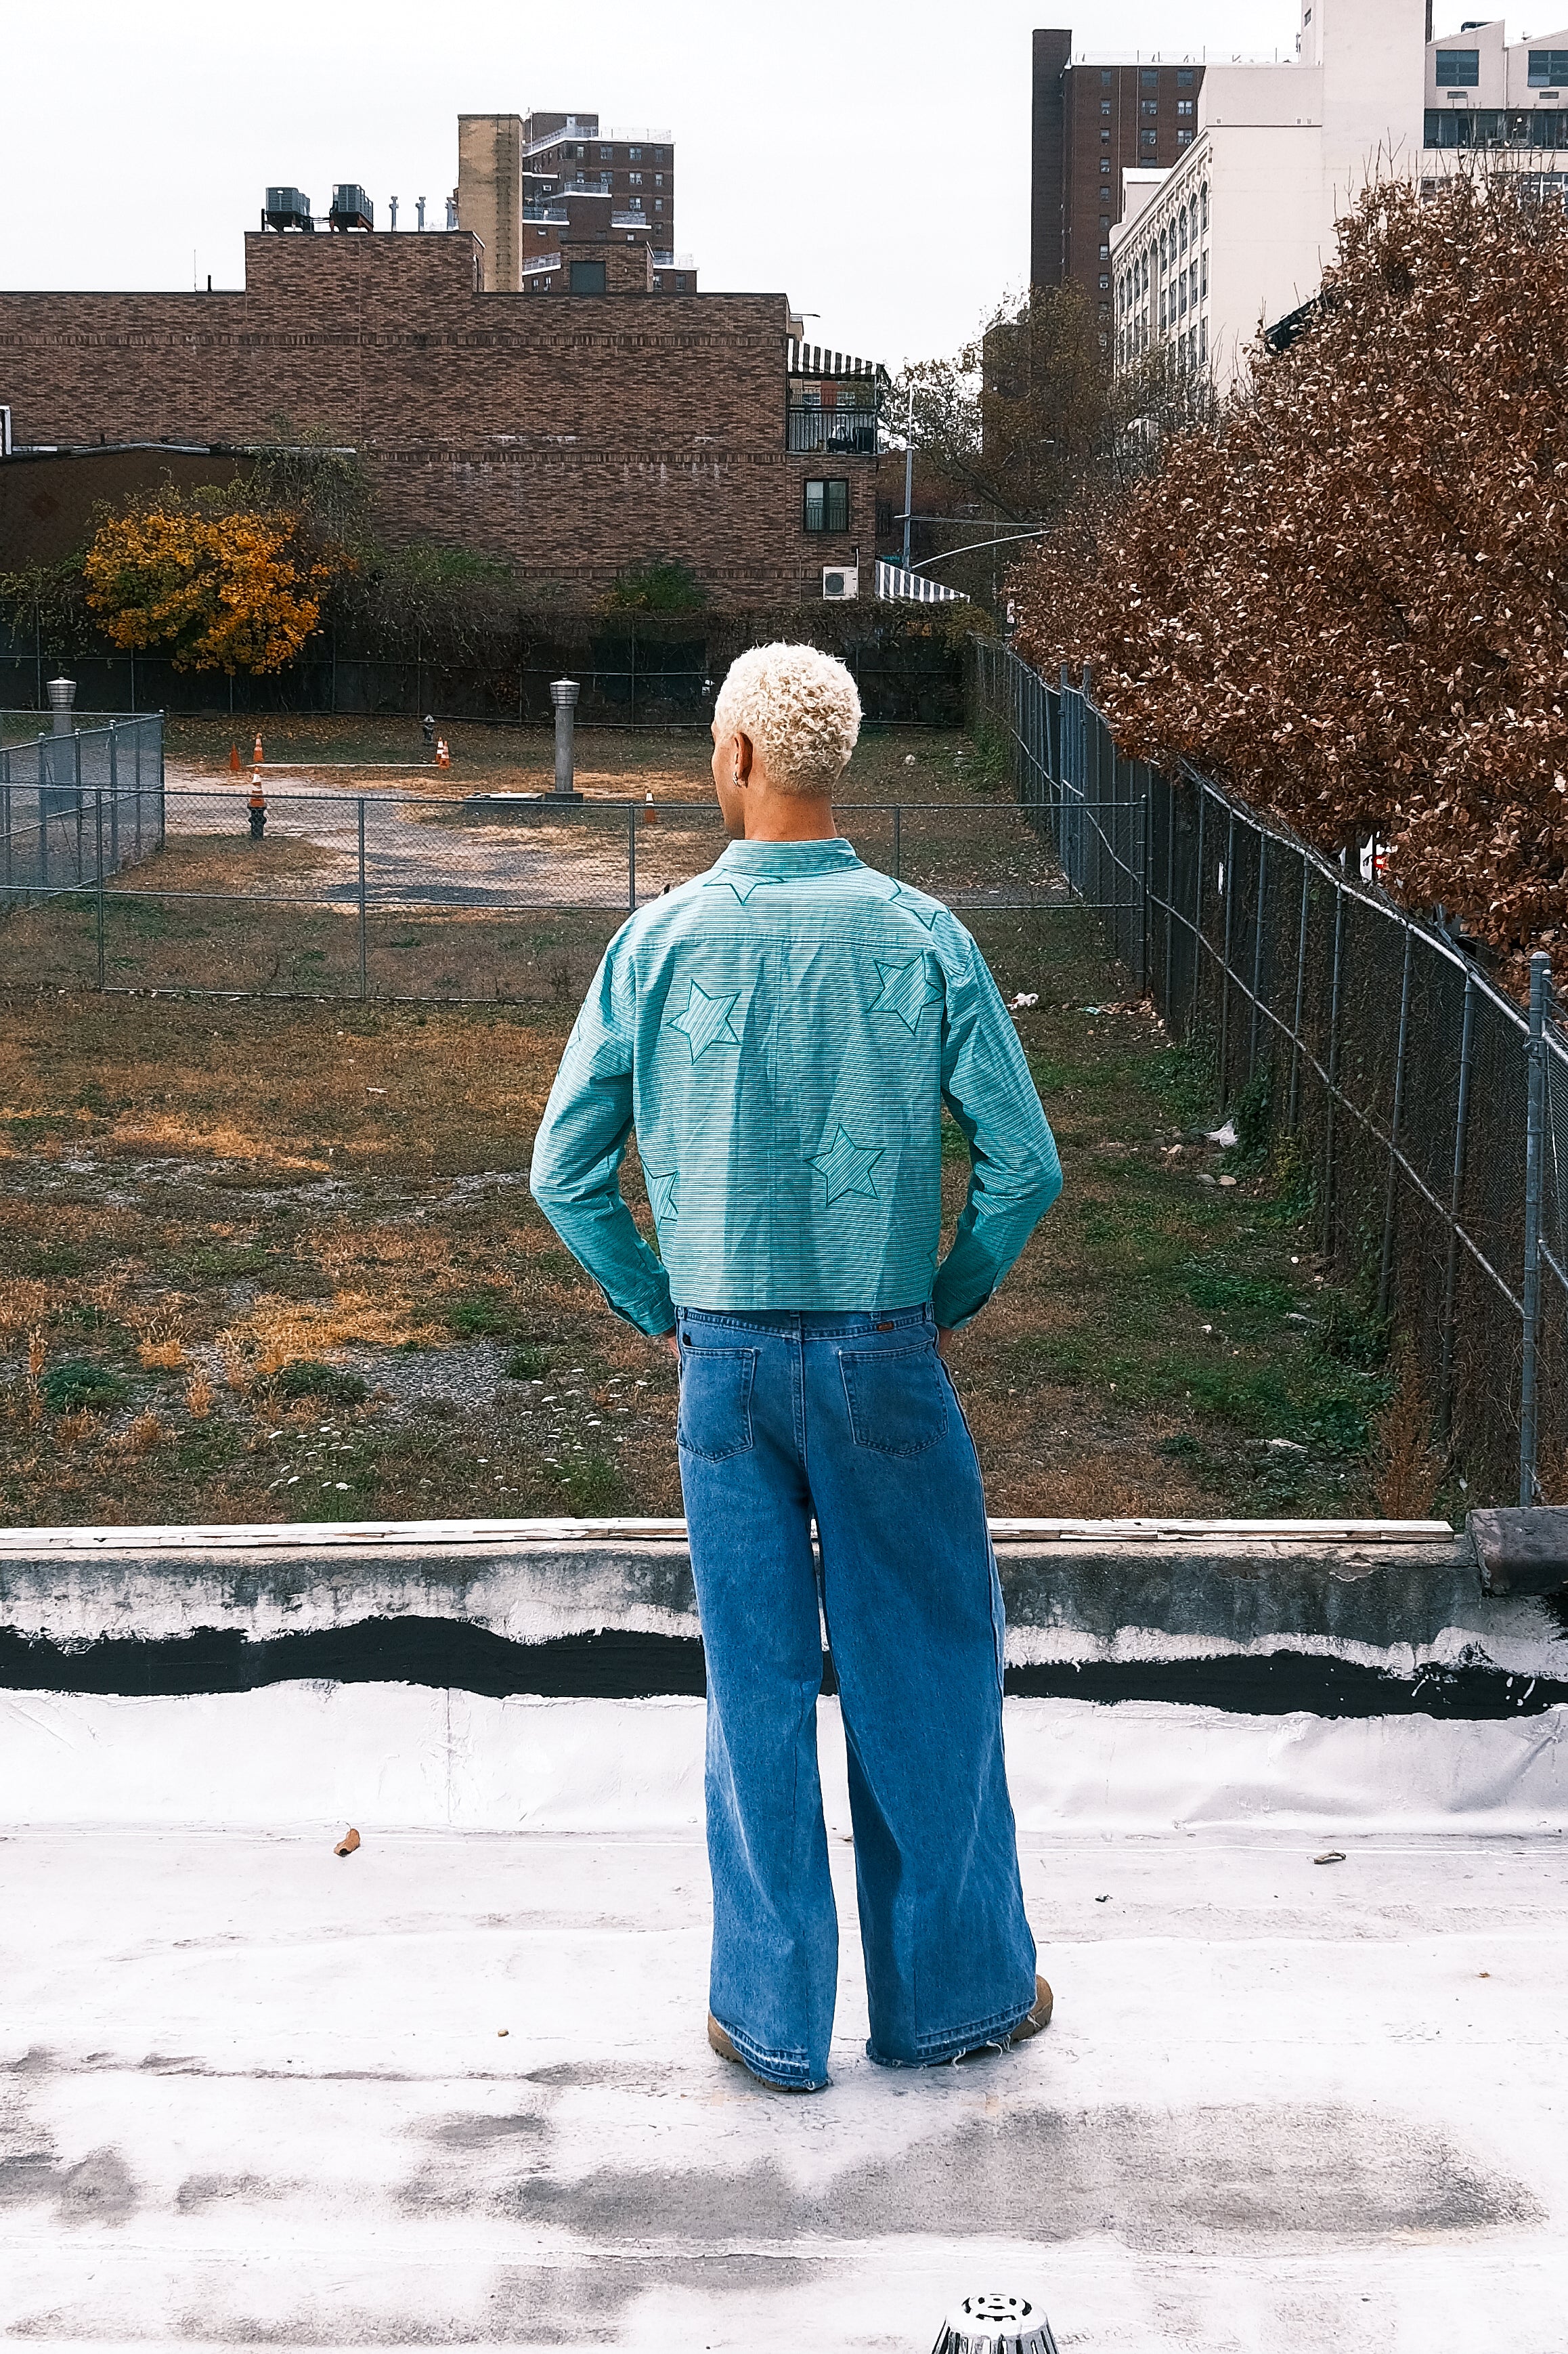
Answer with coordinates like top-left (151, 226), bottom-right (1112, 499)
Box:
top-left (0, 889), bottom-right (1452, 1531)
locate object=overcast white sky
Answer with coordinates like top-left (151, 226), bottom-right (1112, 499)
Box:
top-left (0, 0), bottom-right (1472, 367)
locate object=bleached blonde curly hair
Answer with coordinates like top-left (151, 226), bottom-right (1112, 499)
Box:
top-left (713, 642), bottom-right (862, 794)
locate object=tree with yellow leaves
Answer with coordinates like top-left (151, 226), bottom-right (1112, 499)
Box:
top-left (84, 490), bottom-right (334, 675)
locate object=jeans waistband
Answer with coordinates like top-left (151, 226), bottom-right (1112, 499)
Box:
top-left (676, 1304), bottom-right (933, 1340)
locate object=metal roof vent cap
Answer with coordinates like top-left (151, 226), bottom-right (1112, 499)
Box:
top-left (932, 2294), bottom-right (1059, 2354)
top-left (46, 677), bottom-right (77, 735)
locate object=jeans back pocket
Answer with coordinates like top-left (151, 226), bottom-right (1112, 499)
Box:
top-left (676, 1345), bottom-right (759, 1461)
top-left (838, 1342), bottom-right (949, 1457)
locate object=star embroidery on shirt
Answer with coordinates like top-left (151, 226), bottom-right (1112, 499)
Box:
top-left (806, 1122), bottom-right (884, 1207)
top-left (867, 952), bottom-right (942, 1035)
top-left (884, 880), bottom-right (942, 929)
top-left (665, 980), bottom-right (742, 1062)
top-left (645, 1170), bottom-right (680, 1224)
top-left (703, 870), bottom-right (787, 905)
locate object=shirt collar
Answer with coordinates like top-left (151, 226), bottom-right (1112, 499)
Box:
top-left (714, 837), bottom-right (862, 877)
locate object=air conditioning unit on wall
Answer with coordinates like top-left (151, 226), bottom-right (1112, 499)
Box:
top-left (822, 565), bottom-right (858, 601)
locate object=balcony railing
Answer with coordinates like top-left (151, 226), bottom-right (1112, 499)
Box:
top-left (521, 253), bottom-right (562, 276)
top-left (787, 408), bottom-right (878, 454)
top-left (523, 207), bottom-right (569, 224)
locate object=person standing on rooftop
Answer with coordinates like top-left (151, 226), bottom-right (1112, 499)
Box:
top-left (530, 642), bottom-right (1063, 2091)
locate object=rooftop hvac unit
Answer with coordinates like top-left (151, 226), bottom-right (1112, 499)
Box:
top-left (329, 184), bottom-right (374, 232)
top-left (822, 565), bottom-right (859, 601)
top-left (263, 186), bottom-right (313, 232)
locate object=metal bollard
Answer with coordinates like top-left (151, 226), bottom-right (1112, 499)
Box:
top-left (550, 677), bottom-right (584, 801)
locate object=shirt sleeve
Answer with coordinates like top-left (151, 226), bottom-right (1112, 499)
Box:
top-left (932, 936), bottom-right (1063, 1329)
top-left (529, 937), bottom-right (676, 1337)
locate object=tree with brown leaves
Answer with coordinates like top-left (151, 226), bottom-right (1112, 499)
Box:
top-left (1011, 171), bottom-right (1568, 991)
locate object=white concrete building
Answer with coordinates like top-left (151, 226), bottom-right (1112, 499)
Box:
top-left (1110, 0), bottom-right (1427, 388)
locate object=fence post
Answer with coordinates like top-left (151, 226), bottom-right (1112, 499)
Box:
top-left (108, 722), bottom-right (120, 872)
top-left (1286, 856), bottom-right (1309, 1132)
top-left (357, 796), bottom-right (368, 1002)
top-left (1320, 880), bottom-right (1346, 1261)
top-left (1188, 784), bottom-right (1206, 1040)
top-left (1162, 773), bottom-right (1175, 1014)
top-left (893, 802), bottom-right (902, 882)
top-left (1376, 928), bottom-right (1414, 1324)
top-left (627, 800), bottom-right (637, 916)
top-left (1437, 971), bottom-right (1476, 1442)
top-left (1248, 829), bottom-right (1267, 1081)
top-left (1217, 808), bottom-right (1236, 1110)
top-left (37, 734), bottom-right (47, 891)
top-left (93, 787), bottom-right (106, 991)
top-left (1519, 949), bottom-right (1551, 1506)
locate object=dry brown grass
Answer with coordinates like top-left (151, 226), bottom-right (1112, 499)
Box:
top-left (1372, 1354), bottom-right (1448, 1520)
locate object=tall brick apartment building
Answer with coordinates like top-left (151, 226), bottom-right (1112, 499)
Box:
top-left (458, 110), bottom-right (695, 295)
top-left (0, 128), bottom-right (880, 607)
top-left (1030, 30), bottom-right (1205, 345)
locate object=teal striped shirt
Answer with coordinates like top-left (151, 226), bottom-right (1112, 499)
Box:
top-left (529, 836), bottom-right (1062, 1333)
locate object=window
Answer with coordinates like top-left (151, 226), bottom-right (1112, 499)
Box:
top-left (655, 173), bottom-right (664, 186)
top-left (1101, 129), bottom-right (1111, 142)
top-left (1141, 67), bottom-right (1158, 87)
top-left (1529, 48), bottom-right (1568, 83)
top-left (630, 171), bottom-right (643, 184)
top-left (1177, 68), bottom-right (1194, 86)
top-left (1200, 247), bottom-right (1208, 295)
top-left (571, 144), bottom-right (584, 157)
top-left (1101, 100), bottom-right (1112, 114)
top-left (630, 146), bottom-right (643, 160)
top-left (1200, 316), bottom-right (1207, 362)
top-left (655, 198), bottom-right (663, 211)
top-left (674, 273), bottom-right (687, 291)
top-left (1142, 128), bottom-right (1157, 145)
top-left (1101, 67), bottom-right (1112, 85)
top-left (804, 479), bottom-right (850, 533)
top-left (655, 147), bottom-right (666, 160)
top-left (568, 259), bottom-right (605, 293)
top-left (1099, 243), bottom-right (1110, 259)
top-left (1178, 128), bottom-right (1194, 145)
top-left (1435, 47), bottom-right (1481, 87)
top-left (1142, 100), bottom-right (1158, 116)
top-left (1099, 213), bottom-right (1110, 228)
top-left (1099, 272), bottom-right (1110, 287)
top-left (1177, 98), bottom-right (1194, 114)
top-left (1179, 211), bottom-right (1188, 250)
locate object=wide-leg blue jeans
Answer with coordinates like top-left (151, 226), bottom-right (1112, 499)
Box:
top-left (675, 1302), bottom-right (1037, 2090)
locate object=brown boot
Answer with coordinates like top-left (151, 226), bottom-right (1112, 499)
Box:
top-left (707, 2013), bottom-right (816, 2092)
top-left (955, 1975), bottom-right (1053, 2061)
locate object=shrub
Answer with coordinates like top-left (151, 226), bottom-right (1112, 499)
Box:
top-left (84, 488), bottom-right (336, 675)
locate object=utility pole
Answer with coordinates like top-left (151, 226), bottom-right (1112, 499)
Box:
top-left (902, 385), bottom-right (915, 574)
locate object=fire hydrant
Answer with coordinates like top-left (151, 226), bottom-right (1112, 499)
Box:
top-left (248, 771), bottom-right (267, 840)
top-left (435, 737), bottom-right (451, 769)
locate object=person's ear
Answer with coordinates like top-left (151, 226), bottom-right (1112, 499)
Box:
top-left (732, 732), bottom-right (754, 787)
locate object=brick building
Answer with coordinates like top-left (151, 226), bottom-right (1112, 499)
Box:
top-left (0, 221), bottom-right (879, 605)
top-left (1030, 30), bottom-right (1205, 345)
top-left (458, 110), bottom-right (696, 297)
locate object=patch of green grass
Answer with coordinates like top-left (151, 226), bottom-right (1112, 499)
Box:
top-left (553, 1447), bottom-right (630, 1515)
top-left (504, 1343), bottom-right (551, 1379)
top-left (445, 1295), bottom-right (523, 1339)
top-left (265, 1360), bottom-right (371, 1405)
top-left (41, 1359), bottom-right (130, 1413)
top-left (182, 1245), bottom-right (272, 1278)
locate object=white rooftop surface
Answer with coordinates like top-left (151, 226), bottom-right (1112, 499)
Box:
top-left (3, 1690), bottom-right (1567, 2350)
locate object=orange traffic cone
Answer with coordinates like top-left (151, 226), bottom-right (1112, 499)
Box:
top-left (642, 790), bottom-right (657, 826)
top-left (435, 737), bottom-right (451, 769)
top-left (253, 731), bottom-right (264, 766)
top-left (229, 741), bottom-right (241, 773)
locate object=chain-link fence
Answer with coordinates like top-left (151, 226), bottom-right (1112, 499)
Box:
top-left (0, 777), bottom-right (1056, 1007)
top-left (0, 714), bottom-right (165, 907)
top-left (972, 636), bottom-right (1568, 1508)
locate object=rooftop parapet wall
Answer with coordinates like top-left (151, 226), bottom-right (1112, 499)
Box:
top-left (2, 1514), bottom-right (1564, 1718)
